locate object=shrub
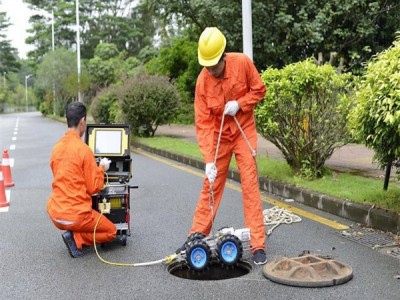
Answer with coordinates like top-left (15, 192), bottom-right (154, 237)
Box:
top-left (255, 59), bottom-right (354, 178)
top-left (90, 89), bottom-right (118, 124)
top-left (116, 73), bottom-right (180, 137)
top-left (39, 91), bottom-right (53, 116)
top-left (350, 34), bottom-right (400, 189)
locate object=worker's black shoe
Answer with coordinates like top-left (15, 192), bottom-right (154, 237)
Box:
top-left (62, 231), bottom-right (84, 258)
top-left (253, 249), bottom-right (267, 265)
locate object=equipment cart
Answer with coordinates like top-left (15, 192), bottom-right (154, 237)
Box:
top-left (85, 124), bottom-right (137, 245)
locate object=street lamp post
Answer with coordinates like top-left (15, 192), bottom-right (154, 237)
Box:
top-left (76, 0), bottom-right (82, 102)
top-left (25, 74), bottom-right (33, 112)
top-left (52, 7), bottom-right (56, 115)
top-left (242, 0), bottom-right (253, 61)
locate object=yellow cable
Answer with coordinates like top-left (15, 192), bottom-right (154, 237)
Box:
top-left (93, 211), bottom-right (178, 267)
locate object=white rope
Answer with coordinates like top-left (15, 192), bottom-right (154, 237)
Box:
top-left (263, 206), bottom-right (302, 236)
top-left (233, 116), bottom-right (256, 157)
top-left (214, 113), bottom-right (225, 164)
top-left (208, 114), bottom-right (226, 237)
top-left (209, 114), bottom-right (258, 236)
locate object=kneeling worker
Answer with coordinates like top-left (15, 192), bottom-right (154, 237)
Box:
top-left (47, 102), bottom-right (116, 258)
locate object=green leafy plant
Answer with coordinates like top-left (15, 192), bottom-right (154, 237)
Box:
top-left (117, 73), bottom-right (180, 137)
top-left (90, 90), bottom-right (119, 124)
top-left (350, 34), bottom-right (400, 190)
top-left (145, 36), bottom-right (201, 124)
top-left (255, 59), bottom-right (354, 178)
top-left (36, 48), bottom-right (90, 116)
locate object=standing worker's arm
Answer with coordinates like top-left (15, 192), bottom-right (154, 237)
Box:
top-left (235, 56), bottom-right (266, 112)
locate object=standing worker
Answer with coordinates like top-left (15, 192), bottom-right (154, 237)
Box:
top-left (177, 27), bottom-right (268, 264)
top-left (47, 102), bottom-right (116, 258)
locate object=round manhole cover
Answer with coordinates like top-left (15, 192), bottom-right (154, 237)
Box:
top-left (168, 259), bottom-right (252, 280)
top-left (263, 254), bottom-right (353, 287)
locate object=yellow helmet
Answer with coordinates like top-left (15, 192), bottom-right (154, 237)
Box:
top-left (198, 27), bottom-right (226, 67)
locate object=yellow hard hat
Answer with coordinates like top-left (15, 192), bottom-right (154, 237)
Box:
top-left (198, 27), bottom-right (226, 67)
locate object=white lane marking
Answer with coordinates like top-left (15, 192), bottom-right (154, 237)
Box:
top-left (0, 190), bottom-right (10, 212)
top-left (12, 137), bottom-right (16, 141)
top-left (10, 158), bottom-right (14, 168)
top-left (13, 131), bottom-right (18, 135)
top-left (10, 145), bottom-right (16, 150)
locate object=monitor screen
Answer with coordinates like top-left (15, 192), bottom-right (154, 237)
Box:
top-left (94, 130), bottom-right (122, 155)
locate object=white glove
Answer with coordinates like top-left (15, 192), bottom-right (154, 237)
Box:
top-left (205, 162), bottom-right (217, 183)
top-left (224, 100), bottom-right (240, 116)
top-left (100, 157), bottom-right (111, 172)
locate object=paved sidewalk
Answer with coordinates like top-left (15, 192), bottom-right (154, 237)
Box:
top-left (156, 124), bottom-right (394, 179)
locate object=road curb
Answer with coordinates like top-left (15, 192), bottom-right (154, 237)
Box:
top-left (133, 142), bottom-right (400, 234)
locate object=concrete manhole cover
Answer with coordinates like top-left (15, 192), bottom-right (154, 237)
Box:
top-left (263, 254), bottom-right (353, 287)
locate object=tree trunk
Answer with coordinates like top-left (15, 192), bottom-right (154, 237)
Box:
top-left (383, 160), bottom-right (392, 191)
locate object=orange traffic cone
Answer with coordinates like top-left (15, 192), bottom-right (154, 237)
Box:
top-left (0, 165), bottom-right (10, 208)
top-left (2, 150), bottom-right (14, 187)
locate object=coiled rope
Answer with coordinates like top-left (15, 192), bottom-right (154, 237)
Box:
top-left (263, 206), bottom-right (302, 236)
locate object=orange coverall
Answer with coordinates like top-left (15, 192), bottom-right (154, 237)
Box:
top-left (190, 52), bottom-right (267, 252)
top-left (47, 131), bottom-right (116, 249)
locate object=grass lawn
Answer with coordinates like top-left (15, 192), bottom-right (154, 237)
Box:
top-left (135, 136), bottom-right (400, 213)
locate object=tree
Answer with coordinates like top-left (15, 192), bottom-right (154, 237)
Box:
top-left (0, 11), bottom-right (20, 75)
top-left (255, 59), bottom-right (354, 178)
top-left (36, 47), bottom-right (90, 115)
top-left (350, 34), bottom-right (400, 190)
top-left (87, 43), bottom-right (120, 89)
top-left (145, 36), bottom-right (201, 123)
top-left (25, 0), bottom-right (157, 62)
top-left (150, 0), bottom-right (400, 73)
top-left (0, 10), bottom-right (20, 111)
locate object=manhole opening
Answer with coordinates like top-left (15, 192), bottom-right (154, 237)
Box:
top-left (168, 259), bottom-right (252, 280)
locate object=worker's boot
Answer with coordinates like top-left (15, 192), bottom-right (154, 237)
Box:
top-left (62, 231), bottom-right (84, 258)
top-left (253, 249), bottom-right (267, 265)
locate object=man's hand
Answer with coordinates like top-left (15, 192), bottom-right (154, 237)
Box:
top-left (205, 162), bottom-right (217, 183)
top-left (224, 100), bottom-right (240, 116)
top-left (100, 157), bottom-right (111, 172)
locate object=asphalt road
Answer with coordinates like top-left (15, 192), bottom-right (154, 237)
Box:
top-left (0, 112), bottom-right (399, 300)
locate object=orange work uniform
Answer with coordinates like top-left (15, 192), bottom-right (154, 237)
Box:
top-left (47, 130), bottom-right (116, 249)
top-left (190, 52), bottom-right (267, 252)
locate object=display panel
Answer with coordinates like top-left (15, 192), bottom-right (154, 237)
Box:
top-left (86, 125), bottom-right (130, 158)
top-left (94, 130), bottom-right (122, 155)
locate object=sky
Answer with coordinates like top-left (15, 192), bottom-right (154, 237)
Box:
top-left (0, 0), bottom-right (35, 58)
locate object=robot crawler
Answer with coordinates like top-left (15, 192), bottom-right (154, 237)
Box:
top-left (181, 227), bottom-right (251, 271)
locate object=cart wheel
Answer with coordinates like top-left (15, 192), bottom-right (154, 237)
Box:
top-left (185, 239), bottom-right (211, 272)
top-left (217, 234), bottom-right (243, 266)
top-left (121, 235), bottom-right (127, 246)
